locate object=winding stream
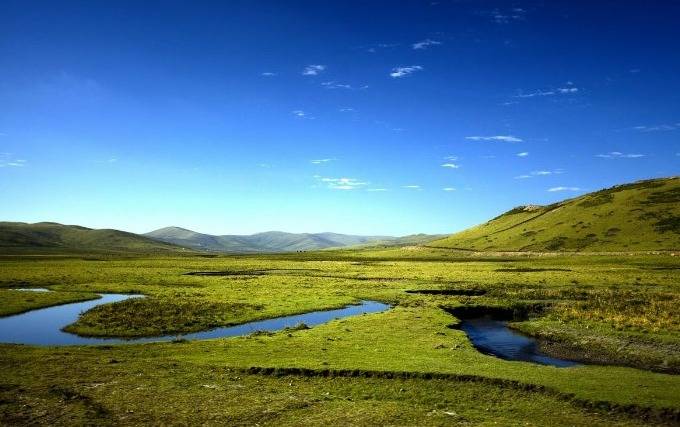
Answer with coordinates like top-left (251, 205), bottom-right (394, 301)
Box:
top-left (0, 293), bottom-right (389, 346)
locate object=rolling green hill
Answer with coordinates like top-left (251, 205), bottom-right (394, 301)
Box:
top-left (144, 227), bottom-right (410, 252)
top-left (431, 176), bottom-right (680, 252)
top-left (0, 222), bottom-right (185, 254)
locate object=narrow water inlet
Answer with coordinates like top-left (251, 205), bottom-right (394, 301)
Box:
top-left (459, 316), bottom-right (579, 367)
top-left (445, 305), bottom-right (579, 368)
top-left (0, 293), bottom-right (390, 346)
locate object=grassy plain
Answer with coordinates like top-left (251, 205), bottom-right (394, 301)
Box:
top-left (1, 248), bottom-right (679, 425)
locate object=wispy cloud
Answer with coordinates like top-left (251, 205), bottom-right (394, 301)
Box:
top-left (631, 122), bottom-right (680, 132)
top-left (441, 163), bottom-right (460, 169)
top-left (366, 188), bottom-right (388, 192)
top-left (390, 65), bottom-right (423, 78)
top-left (402, 185), bottom-right (421, 190)
top-left (443, 187), bottom-right (456, 192)
top-left (321, 81), bottom-right (368, 90)
top-left (515, 82), bottom-right (579, 98)
top-left (466, 135), bottom-right (523, 143)
top-left (302, 65), bottom-right (326, 76)
top-left (310, 158), bottom-right (335, 164)
top-left (318, 177), bottom-right (367, 190)
top-left (548, 186), bottom-right (581, 192)
top-left (444, 155), bottom-right (459, 161)
top-left (483, 7), bottom-right (527, 24)
top-left (515, 169), bottom-right (564, 179)
top-left (595, 151), bottom-right (645, 158)
top-left (339, 107), bottom-right (355, 112)
top-left (412, 39), bottom-right (441, 50)
top-left (361, 43), bottom-right (399, 53)
top-left (292, 110), bottom-right (314, 119)
top-left (0, 153), bottom-right (27, 168)
top-left (261, 72), bottom-right (277, 77)
top-left (516, 152), bottom-right (529, 157)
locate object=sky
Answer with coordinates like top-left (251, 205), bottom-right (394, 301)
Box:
top-left (1, 0), bottom-right (679, 236)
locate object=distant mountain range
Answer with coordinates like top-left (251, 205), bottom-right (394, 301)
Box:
top-left (0, 222), bottom-right (441, 254)
top-left (429, 176), bottom-right (680, 251)
top-left (144, 227), bottom-right (441, 253)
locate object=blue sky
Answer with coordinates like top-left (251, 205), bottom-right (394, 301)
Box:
top-left (1, 0), bottom-right (679, 236)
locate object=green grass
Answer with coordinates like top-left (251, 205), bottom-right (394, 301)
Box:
top-left (430, 176), bottom-right (680, 251)
top-left (0, 251), bottom-right (679, 424)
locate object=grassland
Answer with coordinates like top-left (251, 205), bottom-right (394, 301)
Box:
top-left (1, 249), bottom-right (679, 425)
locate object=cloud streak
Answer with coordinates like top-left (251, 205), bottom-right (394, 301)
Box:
top-left (0, 153), bottom-right (27, 168)
top-left (631, 122), bottom-right (680, 132)
top-left (302, 65), bottom-right (326, 76)
top-left (310, 158), bottom-right (335, 164)
top-left (548, 186), bottom-right (581, 192)
top-left (515, 169), bottom-right (564, 179)
top-left (412, 39), bottom-right (441, 50)
top-left (319, 177), bottom-right (367, 190)
top-left (596, 152), bottom-right (645, 158)
top-left (390, 66), bottom-right (423, 78)
top-left (466, 135), bottom-right (523, 142)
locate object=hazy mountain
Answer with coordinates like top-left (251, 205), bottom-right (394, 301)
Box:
top-left (144, 227), bottom-right (401, 252)
top-left (430, 177), bottom-right (680, 252)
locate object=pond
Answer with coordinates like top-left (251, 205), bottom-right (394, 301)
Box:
top-left (0, 293), bottom-right (390, 346)
top-left (459, 316), bottom-right (579, 368)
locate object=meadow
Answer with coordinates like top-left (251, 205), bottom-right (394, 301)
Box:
top-left (1, 248), bottom-right (679, 425)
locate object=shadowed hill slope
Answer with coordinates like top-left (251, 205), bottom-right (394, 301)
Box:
top-left (430, 176), bottom-right (680, 252)
top-left (0, 222), bottom-right (185, 254)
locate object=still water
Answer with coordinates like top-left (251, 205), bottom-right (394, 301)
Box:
top-left (0, 293), bottom-right (389, 346)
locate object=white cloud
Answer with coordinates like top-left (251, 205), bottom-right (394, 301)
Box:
top-left (321, 81), bottom-right (368, 90)
top-left (261, 72), bottom-right (277, 77)
top-left (319, 177), bottom-right (367, 190)
top-left (466, 135), bottom-right (523, 142)
top-left (302, 65), bottom-right (326, 76)
top-left (596, 151), bottom-right (645, 159)
top-left (0, 153), bottom-right (26, 168)
top-left (441, 163), bottom-right (460, 169)
top-left (402, 185), bottom-right (421, 189)
top-left (443, 187), bottom-right (456, 191)
top-left (515, 169), bottom-right (564, 179)
top-left (366, 188), bottom-right (388, 192)
top-left (516, 152), bottom-right (529, 157)
top-left (311, 158), bottom-right (334, 164)
top-left (444, 155), bottom-right (459, 161)
top-left (632, 123), bottom-right (679, 132)
top-left (339, 107), bottom-right (355, 112)
top-left (390, 66), bottom-right (423, 78)
top-left (412, 39), bottom-right (441, 50)
top-left (486, 7), bottom-right (526, 24)
top-left (362, 43), bottom-right (399, 53)
top-left (548, 186), bottom-right (581, 192)
top-left (515, 83), bottom-right (579, 98)
top-left (292, 110), bottom-right (313, 119)
top-left (557, 87), bottom-right (578, 94)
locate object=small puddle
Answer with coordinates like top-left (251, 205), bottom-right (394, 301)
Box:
top-left (9, 288), bottom-right (51, 292)
top-left (0, 293), bottom-right (389, 346)
top-left (459, 316), bottom-right (579, 368)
